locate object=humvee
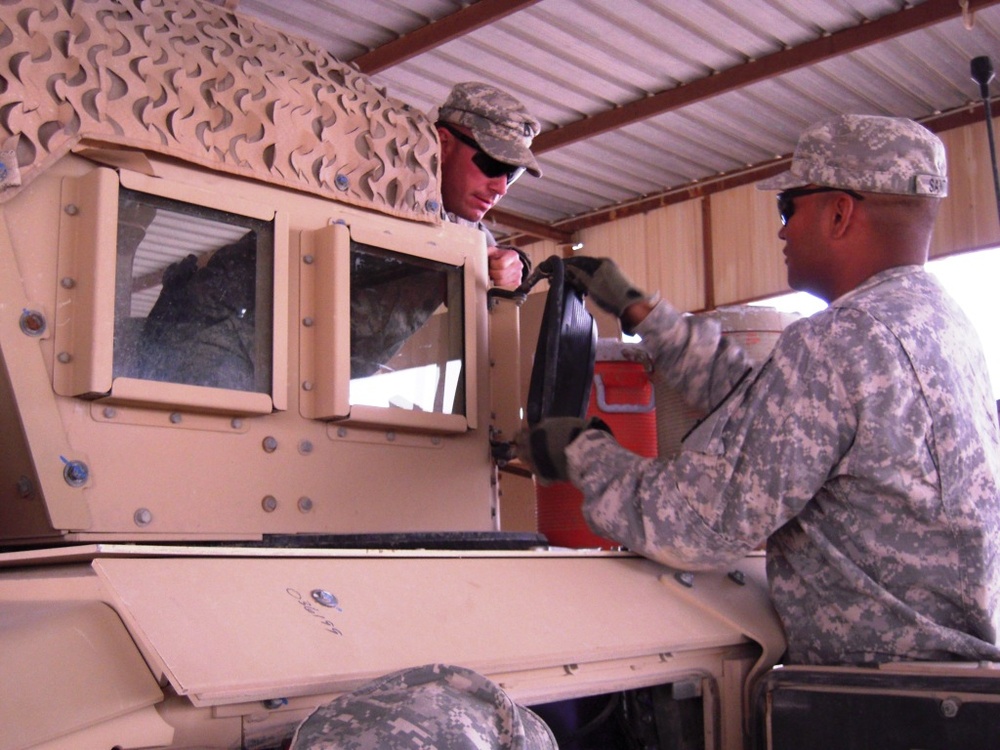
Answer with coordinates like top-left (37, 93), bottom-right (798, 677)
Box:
top-left (2, 2), bottom-right (998, 749)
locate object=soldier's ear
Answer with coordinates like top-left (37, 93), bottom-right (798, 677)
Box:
top-left (436, 125), bottom-right (455, 156)
top-left (828, 193), bottom-right (858, 240)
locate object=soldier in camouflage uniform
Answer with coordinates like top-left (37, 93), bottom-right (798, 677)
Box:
top-left (519, 114), bottom-right (1000, 666)
top-left (348, 83), bottom-right (545, 375)
top-left (347, 83), bottom-right (545, 375)
top-left (435, 82), bottom-right (542, 287)
top-left (289, 663), bottom-right (557, 749)
top-left (137, 83), bottom-right (543, 386)
top-left (138, 232), bottom-right (260, 390)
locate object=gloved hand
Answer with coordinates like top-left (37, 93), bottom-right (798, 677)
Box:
top-left (562, 256), bottom-right (648, 318)
top-left (516, 416), bottom-right (612, 484)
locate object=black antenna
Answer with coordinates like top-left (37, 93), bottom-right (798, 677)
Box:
top-left (971, 56), bottom-right (1000, 227)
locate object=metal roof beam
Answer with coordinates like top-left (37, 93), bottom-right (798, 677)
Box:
top-left (352, 0), bottom-right (541, 74)
top-left (533, 0), bottom-right (1000, 152)
top-left (488, 208), bottom-right (574, 242)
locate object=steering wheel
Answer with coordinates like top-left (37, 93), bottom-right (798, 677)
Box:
top-left (526, 256), bottom-right (597, 427)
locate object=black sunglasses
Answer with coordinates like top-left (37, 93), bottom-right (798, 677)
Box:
top-left (441, 124), bottom-right (526, 185)
top-left (777, 186), bottom-right (865, 226)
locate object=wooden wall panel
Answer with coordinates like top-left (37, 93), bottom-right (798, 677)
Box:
top-left (644, 200), bottom-right (706, 313)
top-left (579, 213), bottom-right (649, 283)
top-left (932, 117), bottom-right (1000, 258)
top-left (710, 186), bottom-right (787, 306)
top-left (576, 202), bottom-right (705, 312)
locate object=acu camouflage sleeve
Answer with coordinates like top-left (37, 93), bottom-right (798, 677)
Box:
top-left (568, 310), bottom-right (851, 571)
top-left (629, 300), bottom-right (755, 412)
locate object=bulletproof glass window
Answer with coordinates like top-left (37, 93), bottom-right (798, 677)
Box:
top-left (113, 188), bottom-right (275, 395)
top-left (348, 242), bottom-right (465, 416)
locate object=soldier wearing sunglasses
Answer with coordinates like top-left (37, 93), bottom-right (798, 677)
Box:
top-left (435, 82), bottom-right (542, 288)
top-left (519, 115), bottom-right (1000, 668)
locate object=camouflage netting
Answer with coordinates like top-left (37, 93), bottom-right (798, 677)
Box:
top-left (0, 0), bottom-right (442, 222)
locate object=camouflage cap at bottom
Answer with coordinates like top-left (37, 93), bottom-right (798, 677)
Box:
top-left (288, 663), bottom-right (558, 749)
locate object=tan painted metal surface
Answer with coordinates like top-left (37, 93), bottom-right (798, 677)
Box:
top-left (0, 547), bottom-right (784, 749)
top-left (0, 152), bottom-right (493, 544)
top-left (90, 552), bottom-right (769, 705)
top-left (0, 601), bottom-right (170, 750)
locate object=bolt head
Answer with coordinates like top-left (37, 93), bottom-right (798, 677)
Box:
top-left (675, 571), bottom-right (695, 588)
top-left (19, 310), bottom-right (47, 336)
top-left (62, 459), bottom-right (89, 487)
top-left (311, 589), bottom-right (339, 608)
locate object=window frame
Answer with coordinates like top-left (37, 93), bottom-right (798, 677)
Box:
top-left (54, 167), bottom-right (289, 415)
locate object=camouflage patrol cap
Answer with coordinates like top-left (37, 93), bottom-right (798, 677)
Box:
top-left (437, 82), bottom-right (542, 178)
top-left (757, 114), bottom-right (948, 197)
top-left (288, 663), bottom-right (558, 749)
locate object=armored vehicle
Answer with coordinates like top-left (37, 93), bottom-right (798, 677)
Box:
top-left (2, 2), bottom-right (998, 749)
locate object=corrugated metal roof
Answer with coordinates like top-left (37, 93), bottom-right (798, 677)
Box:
top-left (231, 0), bottom-right (1000, 241)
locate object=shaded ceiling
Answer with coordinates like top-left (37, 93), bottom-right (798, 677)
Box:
top-left (229, 0), bottom-right (1000, 244)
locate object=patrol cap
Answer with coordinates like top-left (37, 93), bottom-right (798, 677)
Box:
top-left (288, 663), bottom-right (558, 749)
top-left (757, 114), bottom-right (948, 197)
top-left (437, 82), bottom-right (542, 178)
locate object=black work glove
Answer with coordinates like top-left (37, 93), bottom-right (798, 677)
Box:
top-left (516, 416), bottom-right (613, 484)
top-left (562, 256), bottom-right (648, 318)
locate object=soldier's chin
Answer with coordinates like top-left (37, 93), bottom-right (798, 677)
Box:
top-left (463, 198), bottom-right (495, 222)
top-left (461, 208), bottom-right (488, 223)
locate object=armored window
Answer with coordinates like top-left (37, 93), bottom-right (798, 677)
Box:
top-left (348, 242), bottom-right (465, 416)
top-left (54, 167), bottom-right (288, 414)
top-left (114, 188), bottom-right (275, 396)
top-left (299, 219), bottom-right (481, 433)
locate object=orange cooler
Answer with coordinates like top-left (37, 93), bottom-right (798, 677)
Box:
top-left (536, 342), bottom-right (658, 548)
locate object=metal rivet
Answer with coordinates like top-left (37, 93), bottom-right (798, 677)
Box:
top-left (16, 476), bottom-right (33, 498)
top-left (261, 495), bottom-right (278, 512)
top-left (431, 436), bottom-right (442, 446)
top-left (302, 381), bottom-right (313, 391)
top-left (941, 698), bottom-right (960, 718)
top-left (19, 309), bottom-right (46, 336)
top-left (728, 570), bottom-right (746, 586)
top-left (302, 317), bottom-right (314, 327)
top-left (62, 458), bottom-right (88, 487)
top-left (60, 277), bottom-right (76, 289)
top-left (334, 174), bottom-right (349, 191)
top-left (298, 496), bottom-right (313, 513)
top-left (231, 418), bottom-right (243, 430)
top-left (262, 436), bottom-right (278, 453)
top-left (299, 440), bottom-right (313, 455)
top-left (262, 698), bottom-right (288, 710)
top-left (302, 254), bottom-right (315, 264)
top-left (674, 571), bottom-right (695, 588)
top-left (103, 407), bottom-right (117, 419)
top-left (386, 431), bottom-right (396, 442)
top-left (311, 589), bottom-right (339, 608)
top-left (337, 427), bottom-right (348, 438)
top-left (134, 508), bottom-right (153, 526)
top-left (64, 203), bottom-right (79, 216)
top-left (56, 351), bottom-right (72, 363)
top-left (169, 412), bottom-right (182, 424)
top-left (425, 199), bottom-right (440, 213)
